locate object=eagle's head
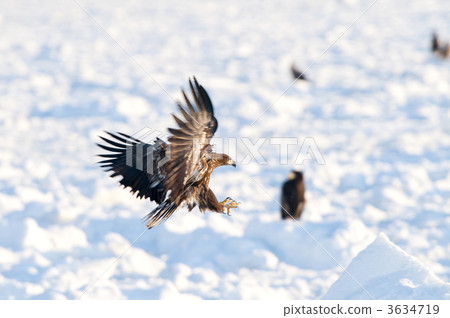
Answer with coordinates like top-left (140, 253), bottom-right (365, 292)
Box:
top-left (209, 153), bottom-right (236, 168)
top-left (224, 154), bottom-right (237, 167)
top-left (288, 170), bottom-right (303, 182)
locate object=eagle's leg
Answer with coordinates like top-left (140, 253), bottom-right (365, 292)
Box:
top-left (219, 197), bottom-right (240, 215)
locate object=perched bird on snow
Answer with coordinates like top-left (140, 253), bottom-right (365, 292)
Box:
top-left (432, 32), bottom-right (450, 59)
top-left (281, 170), bottom-right (306, 220)
top-left (97, 77), bottom-right (239, 229)
top-left (291, 63), bottom-right (308, 81)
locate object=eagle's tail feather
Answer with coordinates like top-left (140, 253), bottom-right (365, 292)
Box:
top-left (143, 200), bottom-right (178, 229)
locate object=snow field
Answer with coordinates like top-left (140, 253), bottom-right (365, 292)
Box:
top-left (0, 0), bottom-right (449, 299)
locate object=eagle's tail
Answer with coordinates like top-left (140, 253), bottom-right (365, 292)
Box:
top-left (143, 200), bottom-right (178, 229)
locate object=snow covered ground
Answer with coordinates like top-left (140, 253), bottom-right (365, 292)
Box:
top-left (324, 234), bottom-right (450, 299)
top-left (0, 0), bottom-right (449, 299)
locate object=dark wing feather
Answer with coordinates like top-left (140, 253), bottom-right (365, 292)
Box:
top-left (164, 77), bottom-right (218, 202)
top-left (97, 132), bottom-right (168, 203)
top-left (143, 200), bottom-right (178, 229)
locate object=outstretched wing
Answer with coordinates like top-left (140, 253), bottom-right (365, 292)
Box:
top-left (164, 77), bottom-right (218, 202)
top-left (97, 132), bottom-right (168, 204)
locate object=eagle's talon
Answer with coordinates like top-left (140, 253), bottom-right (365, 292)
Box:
top-left (220, 197), bottom-right (240, 215)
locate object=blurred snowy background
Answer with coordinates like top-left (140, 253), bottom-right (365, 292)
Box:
top-left (0, 0), bottom-right (449, 299)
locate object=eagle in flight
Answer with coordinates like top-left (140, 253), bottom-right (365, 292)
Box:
top-left (97, 78), bottom-right (239, 229)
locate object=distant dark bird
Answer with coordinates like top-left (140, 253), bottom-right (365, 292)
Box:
top-left (281, 171), bottom-right (306, 220)
top-left (291, 63), bottom-right (308, 81)
top-left (432, 32), bottom-right (440, 52)
top-left (97, 77), bottom-right (239, 229)
top-left (432, 32), bottom-right (450, 59)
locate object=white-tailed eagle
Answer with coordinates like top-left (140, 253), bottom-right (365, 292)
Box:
top-left (281, 170), bottom-right (306, 220)
top-left (97, 77), bottom-right (239, 229)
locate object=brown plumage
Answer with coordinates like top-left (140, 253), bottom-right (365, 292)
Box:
top-left (97, 77), bottom-right (238, 229)
top-left (432, 32), bottom-right (450, 59)
top-left (281, 171), bottom-right (306, 220)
